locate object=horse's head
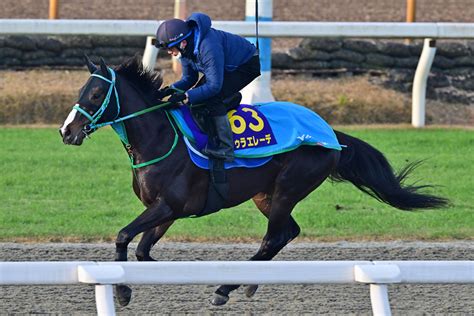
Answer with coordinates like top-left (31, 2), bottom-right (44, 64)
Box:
top-left (60, 56), bottom-right (120, 145)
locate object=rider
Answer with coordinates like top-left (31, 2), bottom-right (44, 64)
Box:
top-left (155, 12), bottom-right (261, 162)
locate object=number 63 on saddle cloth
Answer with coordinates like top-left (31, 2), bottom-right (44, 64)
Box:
top-left (168, 102), bottom-right (342, 168)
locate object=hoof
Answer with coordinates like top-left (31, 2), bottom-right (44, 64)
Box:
top-left (115, 284), bottom-right (132, 307)
top-left (211, 293), bottom-right (229, 306)
top-left (244, 284), bottom-right (259, 298)
top-left (136, 255), bottom-right (156, 262)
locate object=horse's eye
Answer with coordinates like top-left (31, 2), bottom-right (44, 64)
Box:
top-left (91, 93), bottom-right (102, 100)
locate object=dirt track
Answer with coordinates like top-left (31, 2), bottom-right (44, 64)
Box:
top-left (2, 0), bottom-right (474, 22)
top-left (1, 242), bottom-right (473, 315)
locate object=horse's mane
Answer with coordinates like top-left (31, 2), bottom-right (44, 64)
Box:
top-left (115, 56), bottom-right (164, 103)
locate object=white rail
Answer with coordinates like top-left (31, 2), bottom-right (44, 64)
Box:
top-left (3, 19), bottom-right (474, 38)
top-left (1, 260), bottom-right (473, 316)
top-left (2, 19), bottom-right (474, 127)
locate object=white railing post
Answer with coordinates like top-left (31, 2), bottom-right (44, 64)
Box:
top-left (142, 36), bottom-right (159, 72)
top-left (95, 285), bottom-right (116, 316)
top-left (370, 284), bottom-right (391, 316)
top-left (241, 0), bottom-right (275, 104)
top-left (412, 38), bottom-right (436, 128)
top-left (354, 264), bottom-right (401, 316)
top-left (77, 264), bottom-right (126, 316)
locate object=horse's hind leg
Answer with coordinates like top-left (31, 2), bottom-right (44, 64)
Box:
top-left (215, 188), bottom-right (311, 302)
top-left (212, 196), bottom-right (301, 305)
top-left (246, 193), bottom-right (301, 297)
top-left (213, 193), bottom-right (301, 305)
top-left (212, 147), bottom-right (339, 305)
top-left (249, 148), bottom-right (338, 263)
top-left (135, 220), bottom-right (175, 261)
top-left (244, 193), bottom-right (272, 297)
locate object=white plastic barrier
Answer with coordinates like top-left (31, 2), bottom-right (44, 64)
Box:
top-left (2, 19), bottom-right (474, 127)
top-left (1, 260), bottom-right (473, 316)
top-left (3, 19), bottom-right (474, 38)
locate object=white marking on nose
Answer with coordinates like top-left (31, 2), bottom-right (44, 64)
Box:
top-left (61, 108), bottom-right (79, 135)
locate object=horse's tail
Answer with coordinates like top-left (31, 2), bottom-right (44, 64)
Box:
top-left (330, 130), bottom-right (449, 210)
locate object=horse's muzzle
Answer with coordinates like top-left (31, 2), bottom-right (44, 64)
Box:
top-left (60, 125), bottom-right (85, 145)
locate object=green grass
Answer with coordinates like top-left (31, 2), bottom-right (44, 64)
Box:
top-left (0, 127), bottom-right (472, 241)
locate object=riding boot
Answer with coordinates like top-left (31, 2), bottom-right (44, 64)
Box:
top-left (203, 115), bottom-right (235, 162)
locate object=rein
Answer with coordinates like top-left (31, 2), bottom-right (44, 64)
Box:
top-left (255, 0), bottom-right (259, 52)
top-left (73, 67), bottom-right (178, 169)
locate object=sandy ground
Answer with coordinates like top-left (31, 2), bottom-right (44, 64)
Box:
top-left (1, 241), bottom-right (473, 315)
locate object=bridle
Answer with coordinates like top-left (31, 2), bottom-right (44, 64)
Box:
top-left (72, 67), bottom-right (178, 169)
top-left (73, 68), bottom-right (120, 133)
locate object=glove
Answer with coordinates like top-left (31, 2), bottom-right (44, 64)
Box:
top-left (168, 92), bottom-right (187, 105)
top-left (158, 86), bottom-right (175, 98)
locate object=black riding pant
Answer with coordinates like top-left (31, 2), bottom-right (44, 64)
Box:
top-left (193, 54), bottom-right (261, 116)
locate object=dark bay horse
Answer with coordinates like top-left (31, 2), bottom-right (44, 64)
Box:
top-left (59, 56), bottom-right (448, 306)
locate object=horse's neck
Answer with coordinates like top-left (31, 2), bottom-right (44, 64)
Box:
top-left (118, 83), bottom-right (176, 165)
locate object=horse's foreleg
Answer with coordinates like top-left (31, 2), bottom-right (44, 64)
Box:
top-left (214, 149), bottom-right (336, 305)
top-left (114, 199), bottom-right (175, 306)
top-left (136, 220), bottom-right (175, 261)
top-left (115, 199), bottom-right (174, 261)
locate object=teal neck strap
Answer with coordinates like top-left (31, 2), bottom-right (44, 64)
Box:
top-left (73, 67), bottom-right (177, 169)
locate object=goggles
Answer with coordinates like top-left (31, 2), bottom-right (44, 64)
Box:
top-left (153, 30), bottom-right (193, 49)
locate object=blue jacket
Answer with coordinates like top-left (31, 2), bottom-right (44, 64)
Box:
top-left (171, 13), bottom-right (257, 104)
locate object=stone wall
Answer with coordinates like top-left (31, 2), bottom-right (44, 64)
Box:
top-left (0, 35), bottom-right (169, 68)
top-left (273, 38), bottom-right (474, 104)
top-left (1, 35), bottom-right (474, 103)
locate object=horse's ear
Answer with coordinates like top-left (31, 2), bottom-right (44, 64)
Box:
top-left (84, 54), bottom-right (97, 73)
top-left (99, 57), bottom-right (109, 77)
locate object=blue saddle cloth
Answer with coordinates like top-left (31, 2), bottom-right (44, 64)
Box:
top-left (169, 101), bottom-right (341, 169)
top-left (183, 136), bottom-right (273, 170)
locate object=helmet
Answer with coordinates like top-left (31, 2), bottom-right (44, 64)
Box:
top-left (155, 19), bottom-right (192, 49)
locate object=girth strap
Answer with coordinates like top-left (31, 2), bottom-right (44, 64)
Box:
top-left (192, 159), bottom-right (229, 217)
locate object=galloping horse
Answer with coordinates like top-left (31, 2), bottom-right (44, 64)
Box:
top-left (60, 56), bottom-right (448, 306)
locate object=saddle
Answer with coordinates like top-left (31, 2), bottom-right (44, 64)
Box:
top-left (191, 92), bottom-right (242, 132)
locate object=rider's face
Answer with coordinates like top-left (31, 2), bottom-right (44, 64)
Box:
top-left (167, 40), bottom-right (187, 57)
top-left (167, 47), bottom-right (180, 56)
